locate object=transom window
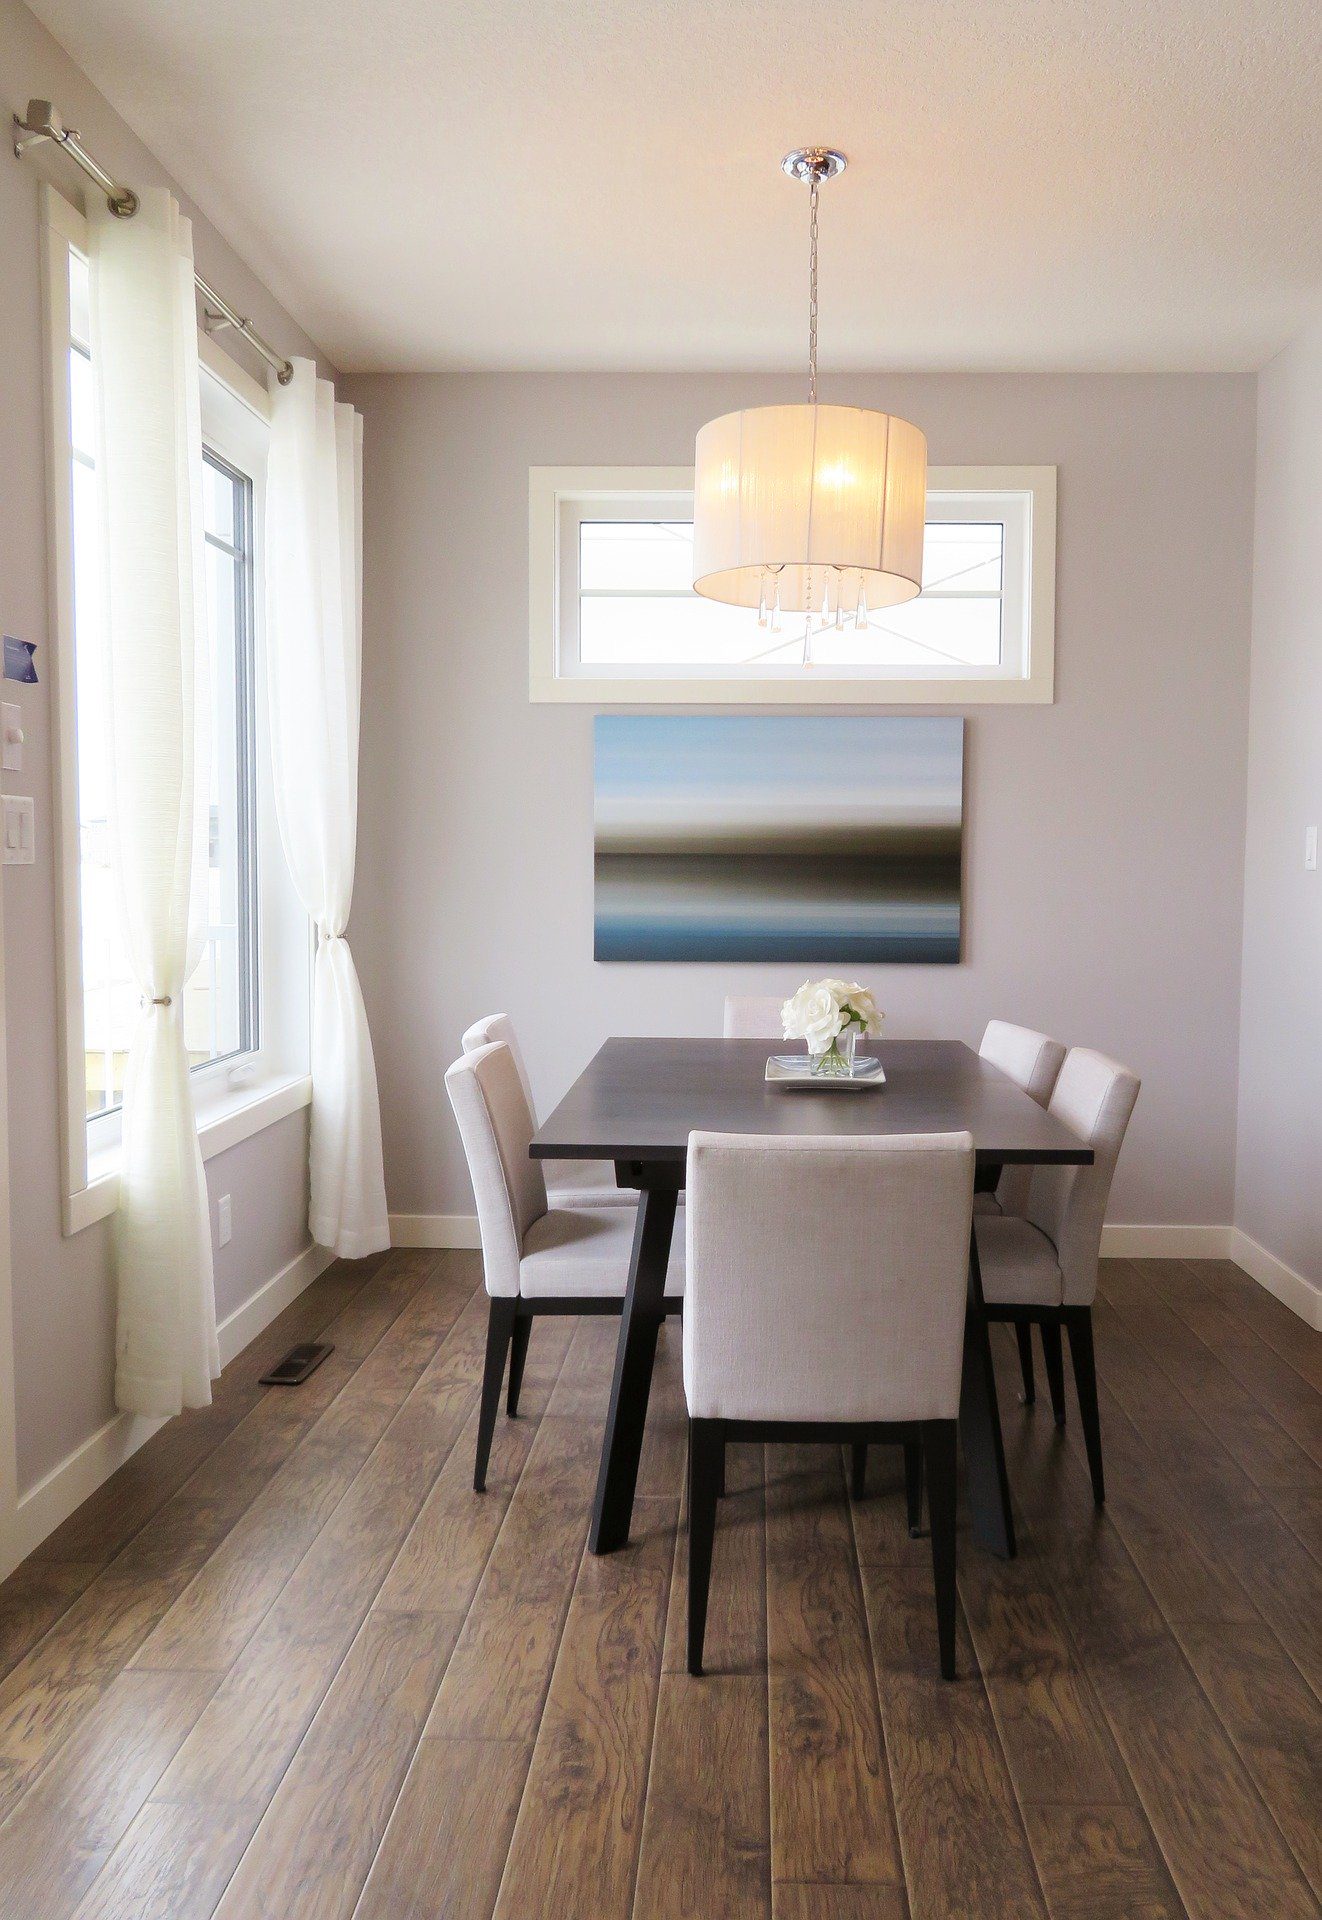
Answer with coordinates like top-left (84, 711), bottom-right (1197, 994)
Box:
top-left (530, 466), bottom-right (1055, 704)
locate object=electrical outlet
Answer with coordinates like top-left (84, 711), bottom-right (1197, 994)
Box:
top-left (217, 1194), bottom-right (233, 1247)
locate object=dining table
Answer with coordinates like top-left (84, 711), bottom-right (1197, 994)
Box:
top-left (530, 1037), bottom-right (1094, 1559)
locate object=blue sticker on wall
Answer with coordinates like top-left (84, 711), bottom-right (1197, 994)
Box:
top-left (3, 638), bottom-right (37, 684)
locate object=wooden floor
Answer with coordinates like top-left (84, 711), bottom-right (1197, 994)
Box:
top-left (0, 1251), bottom-right (1317, 1920)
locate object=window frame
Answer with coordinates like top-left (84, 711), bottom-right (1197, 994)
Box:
top-left (41, 185), bottom-right (312, 1235)
top-left (529, 463), bottom-right (1056, 705)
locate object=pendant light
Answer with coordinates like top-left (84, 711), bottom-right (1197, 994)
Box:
top-left (692, 149), bottom-right (927, 638)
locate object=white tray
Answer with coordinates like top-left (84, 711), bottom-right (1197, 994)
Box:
top-left (765, 1054), bottom-right (886, 1090)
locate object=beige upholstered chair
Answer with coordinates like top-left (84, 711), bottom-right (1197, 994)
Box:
top-left (721, 995), bottom-right (785, 1039)
top-left (682, 1129), bottom-right (975, 1681)
top-left (976, 1021), bottom-right (1068, 1404)
top-left (975, 1047), bottom-right (1140, 1505)
top-left (446, 1041), bottom-right (683, 1490)
top-left (977, 1020), bottom-right (1067, 1215)
top-left (462, 1014), bottom-right (631, 1209)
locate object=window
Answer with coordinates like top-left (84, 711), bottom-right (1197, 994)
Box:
top-left (44, 187), bottom-right (311, 1231)
top-left (68, 254), bottom-right (259, 1123)
top-left (530, 465), bottom-right (1055, 704)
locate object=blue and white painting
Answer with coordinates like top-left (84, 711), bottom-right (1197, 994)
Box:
top-left (593, 715), bottom-right (963, 963)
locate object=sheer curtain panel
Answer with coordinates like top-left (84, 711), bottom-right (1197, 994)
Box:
top-left (266, 360), bottom-right (389, 1258)
top-left (89, 188), bottom-right (219, 1416)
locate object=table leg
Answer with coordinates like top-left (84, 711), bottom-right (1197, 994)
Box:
top-left (589, 1182), bottom-right (679, 1555)
top-left (959, 1221), bottom-right (1017, 1559)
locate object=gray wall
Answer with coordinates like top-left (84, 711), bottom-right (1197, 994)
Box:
top-left (1235, 316), bottom-right (1322, 1288)
top-left (345, 368), bottom-right (1257, 1230)
top-left (1, 0), bottom-right (330, 1491)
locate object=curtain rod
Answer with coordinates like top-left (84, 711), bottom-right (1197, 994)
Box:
top-left (13, 98), bottom-right (295, 385)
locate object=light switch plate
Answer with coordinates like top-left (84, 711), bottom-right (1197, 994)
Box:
top-left (1, 703), bottom-right (23, 773)
top-left (2, 796), bottom-right (33, 865)
top-left (1306, 825), bottom-right (1318, 872)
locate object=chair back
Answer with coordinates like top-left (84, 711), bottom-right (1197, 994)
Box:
top-left (979, 1021), bottom-right (1067, 1214)
top-left (683, 1130), bottom-right (975, 1425)
top-left (462, 1012), bottom-right (537, 1121)
top-left (722, 996), bottom-right (786, 1039)
top-left (1027, 1049), bottom-right (1140, 1305)
top-left (445, 1041), bottom-right (548, 1297)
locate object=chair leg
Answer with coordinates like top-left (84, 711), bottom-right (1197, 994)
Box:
top-left (1014, 1321), bottom-right (1036, 1405)
top-left (687, 1419), bottom-right (724, 1677)
top-left (924, 1421), bottom-right (958, 1681)
top-left (1040, 1320), bottom-right (1067, 1427)
top-left (1064, 1307), bottom-right (1105, 1506)
top-left (475, 1298), bottom-right (517, 1492)
top-left (903, 1440), bottom-right (925, 1536)
top-left (506, 1315), bottom-right (532, 1417)
top-left (850, 1442), bottom-right (868, 1500)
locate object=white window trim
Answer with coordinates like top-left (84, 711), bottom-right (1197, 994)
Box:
top-left (529, 462), bottom-right (1056, 705)
top-left (40, 185), bottom-right (312, 1237)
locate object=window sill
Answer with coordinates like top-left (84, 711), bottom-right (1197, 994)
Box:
top-left (63, 1073), bottom-right (312, 1236)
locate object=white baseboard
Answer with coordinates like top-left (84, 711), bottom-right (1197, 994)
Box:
top-left (215, 1240), bottom-right (334, 1368)
top-left (390, 1213), bottom-right (481, 1249)
top-left (1228, 1229), bottom-right (1322, 1332)
top-left (8, 1239), bottom-right (333, 1570)
top-left (1099, 1224), bottom-right (1231, 1259)
top-left (390, 1213), bottom-right (1321, 1332)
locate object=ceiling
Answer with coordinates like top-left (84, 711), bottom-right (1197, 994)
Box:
top-left (28, 0), bottom-right (1322, 373)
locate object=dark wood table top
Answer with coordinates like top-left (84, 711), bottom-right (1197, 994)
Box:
top-left (532, 1038), bottom-right (1093, 1168)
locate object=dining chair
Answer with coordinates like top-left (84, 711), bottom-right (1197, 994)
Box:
top-left (683, 1129), bottom-right (975, 1681)
top-left (446, 1040), bottom-right (684, 1490)
top-left (976, 1021), bottom-right (1067, 1403)
top-left (974, 1048), bottom-right (1140, 1506)
top-left (721, 995), bottom-right (785, 1039)
top-left (462, 1013), bottom-right (632, 1209)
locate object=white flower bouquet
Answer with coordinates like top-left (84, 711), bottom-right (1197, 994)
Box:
top-left (781, 979), bottom-right (884, 1076)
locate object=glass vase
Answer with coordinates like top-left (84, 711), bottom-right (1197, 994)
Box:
top-left (809, 1029), bottom-right (859, 1077)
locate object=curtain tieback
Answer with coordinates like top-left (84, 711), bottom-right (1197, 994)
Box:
top-left (141, 994), bottom-right (173, 1007)
top-left (317, 927), bottom-right (347, 945)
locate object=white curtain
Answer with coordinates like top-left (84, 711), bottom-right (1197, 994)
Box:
top-left (266, 360), bottom-right (389, 1258)
top-left (89, 188), bottom-right (219, 1416)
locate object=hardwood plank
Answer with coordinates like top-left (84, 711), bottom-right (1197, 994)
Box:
top-left (765, 1444), bottom-right (903, 1890)
top-left (150, 1417), bottom-right (466, 1810)
top-left (1176, 1621), bottom-right (1322, 1898)
top-left (82, 1314), bottom-right (486, 1918)
top-left (372, 1318), bottom-right (575, 1618)
top-left (0, 1349), bottom-right (355, 1819)
top-left (860, 1562), bottom-right (1049, 1920)
top-left (213, 1609), bottom-right (462, 1920)
top-left (1141, 1260), bottom-right (1322, 1468)
top-left (1182, 1259), bottom-right (1322, 1394)
top-left (1020, 1805), bottom-right (1186, 1920)
top-left (492, 1497), bottom-right (676, 1919)
top-left (660, 1444), bottom-right (766, 1679)
top-left (353, 1734), bottom-right (530, 1920)
top-left (32, 1254), bottom-right (381, 1569)
top-left (847, 1443), bottom-right (929, 1570)
top-left (423, 1414), bottom-right (604, 1742)
top-left (955, 1535), bottom-right (1133, 1809)
top-left (71, 1799), bottom-right (267, 1920)
top-left (633, 1674), bottom-right (771, 1920)
top-left (996, 1341), bottom-right (1321, 1920)
top-left (131, 1271), bottom-right (476, 1672)
top-left (1100, 1262), bottom-right (1318, 1492)
top-left (1080, 1294), bottom-right (1322, 1691)
top-left (0, 1560), bottom-right (98, 1681)
top-left (0, 1669), bottom-right (218, 1920)
top-left (772, 1888), bottom-right (907, 1920)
